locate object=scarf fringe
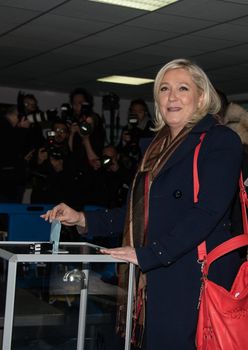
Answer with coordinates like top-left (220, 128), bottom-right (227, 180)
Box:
top-left (131, 287), bottom-right (146, 347)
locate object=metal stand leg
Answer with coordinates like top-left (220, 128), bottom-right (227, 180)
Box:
top-left (77, 265), bottom-right (89, 350)
top-left (2, 260), bottom-right (17, 350)
top-left (125, 263), bottom-right (135, 350)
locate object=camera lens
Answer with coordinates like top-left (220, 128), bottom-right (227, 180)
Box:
top-left (128, 113), bottom-right (139, 126)
top-left (101, 155), bottom-right (112, 168)
top-left (79, 121), bottom-right (93, 135)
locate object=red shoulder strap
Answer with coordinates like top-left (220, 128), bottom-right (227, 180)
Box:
top-left (193, 133), bottom-right (207, 261)
top-left (239, 173), bottom-right (248, 235)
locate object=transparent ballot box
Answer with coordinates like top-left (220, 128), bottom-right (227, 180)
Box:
top-left (0, 242), bottom-right (135, 350)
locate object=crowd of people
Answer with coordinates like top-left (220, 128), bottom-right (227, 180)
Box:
top-left (0, 89), bottom-right (155, 211)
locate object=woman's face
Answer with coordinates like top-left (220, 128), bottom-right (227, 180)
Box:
top-left (158, 68), bottom-right (203, 137)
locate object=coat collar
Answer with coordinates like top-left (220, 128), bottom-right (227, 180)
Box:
top-left (190, 114), bottom-right (218, 134)
top-left (157, 114), bottom-right (218, 174)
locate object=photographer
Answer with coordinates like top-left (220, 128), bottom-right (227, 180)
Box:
top-left (0, 104), bottom-right (34, 202)
top-left (30, 119), bottom-right (91, 206)
top-left (87, 145), bottom-right (132, 209)
top-left (117, 99), bottom-right (155, 173)
top-left (17, 92), bottom-right (46, 148)
top-left (65, 88), bottom-right (106, 170)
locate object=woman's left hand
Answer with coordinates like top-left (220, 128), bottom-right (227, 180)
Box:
top-left (100, 246), bottom-right (138, 265)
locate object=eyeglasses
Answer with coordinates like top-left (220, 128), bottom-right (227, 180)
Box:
top-left (24, 102), bottom-right (37, 107)
top-left (54, 128), bottom-right (67, 134)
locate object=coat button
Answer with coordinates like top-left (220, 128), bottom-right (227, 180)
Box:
top-left (173, 189), bottom-right (182, 199)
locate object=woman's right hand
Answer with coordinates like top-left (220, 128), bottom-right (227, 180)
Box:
top-left (41, 202), bottom-right (85, 227)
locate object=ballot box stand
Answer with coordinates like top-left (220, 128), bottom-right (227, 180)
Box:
top-left (0, 242), bottom-right (135, 350)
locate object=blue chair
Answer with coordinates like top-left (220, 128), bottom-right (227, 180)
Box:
top-left (0, 203), bottom-right (54, 241)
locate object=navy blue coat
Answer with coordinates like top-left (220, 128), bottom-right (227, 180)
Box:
top-left (86, 115), bottom-right (243, 350)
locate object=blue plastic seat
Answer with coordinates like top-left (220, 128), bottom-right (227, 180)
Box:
top-left (0, 203), bottom-right (54, 241)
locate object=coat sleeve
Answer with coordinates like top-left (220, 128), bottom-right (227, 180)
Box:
top-left (85, 206), bottom-right (126, 238)
top-left (136, 127), bottom-right (243, 272)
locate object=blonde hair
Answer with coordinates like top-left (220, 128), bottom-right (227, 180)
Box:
top-left (153, 58), bottom-right (221, 131)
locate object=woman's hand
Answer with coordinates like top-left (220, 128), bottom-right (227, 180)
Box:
top-left (41, 202), bottom-right (85, 227)
top-left (100, 246), bottom-right (138, 265)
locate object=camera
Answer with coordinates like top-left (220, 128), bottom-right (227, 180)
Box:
top-left (61, 102), bottom-right (93, 136)
top-left (80, 102), bottom-right (92, 117)
top-left (24, 109), bottom-right (58, 124)
top-left (128, 113), bottom-right (139, 127)
top-left (45, 131), bottom-right (64, 159)
top-left (100, 155), bottom-right (113, 169)
top-left (48, 147), bottom-right (64, 160)
top-left (60, 103), bottom-right (75, 124)
top-left (102, 93), bottom-right (120, 110)
top-left (78, 120), bottom-right (93, 136)
top-left (17, 91), bottom-right (58, 123)
top-left (47, 130), bottom-right (56, 145)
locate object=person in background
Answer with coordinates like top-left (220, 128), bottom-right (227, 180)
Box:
top-left (216, 98), bottom-right (248, 237)
top-left (0, 105), bottom-right (33, 202)
top-left (67, 87), bottom-right (106, 170)
top-left (127, 98), bottom-right (154, 138)
top-left (29, 119), bottom-right (91, 207)
top-left (41, 58), bottom-right (243, 350)
top-left (117, 99), bottom-right (155, 175)
top-left (18, 92), bottom-right (49, 142)
top-left (87, 144), bottom-right (132, 209)
top-left (23, 94), bottom-right (39, 115)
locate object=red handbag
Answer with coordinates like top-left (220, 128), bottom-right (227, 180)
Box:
top-left (194, 133), bottom-right (248, 350)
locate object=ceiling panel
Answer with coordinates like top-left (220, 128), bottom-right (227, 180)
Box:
top-left (164, 34), bottom-right (237, 51)
top-left (129, 12), bottom-right (214, 32)
top-left (0, 34), bottom-right (61, 51)
top-left (52, 0), bottom-right (144, 22)
top-left (0, 0), bottom-right (65, 11)
top-left (0, 6), bottom-right (38, 25)
top-left (160, 0), bottom-right (248, 21)
top-left (193, 23), bottom-right (248, 41)
top-left (138, 44), bottom-right (203, 57)
top-left (19, 14), bottom-right (112, 37)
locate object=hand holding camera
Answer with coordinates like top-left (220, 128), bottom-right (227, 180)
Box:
top-left (50, 157), bottom-right (63, 173)
top-left (17, 116), bottom-right (31, 129)
top-left (38, 147), bottom-right (48, 164)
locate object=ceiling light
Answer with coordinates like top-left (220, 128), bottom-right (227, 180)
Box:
top-left (97, 75), bottom-right (154, 85)
top-left (88, 0), bottom-right (178, 11)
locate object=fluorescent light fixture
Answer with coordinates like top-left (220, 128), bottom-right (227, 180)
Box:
top-left (97, 75), bottom-right (154, 85)
top-left (89, 0), bottom-right (178, 11)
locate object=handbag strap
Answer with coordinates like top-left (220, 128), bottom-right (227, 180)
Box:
top-left (239, 173), bottom-right (248, 234)
top-left (203, 235), bottom-right (248, 274)
top-left (193, 133), bottom-right (207, 261)
top-left (193, 132), bottom-right (248, 265)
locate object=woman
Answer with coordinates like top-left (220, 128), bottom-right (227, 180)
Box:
top-left (42, 59), bottom-right (243, 349)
